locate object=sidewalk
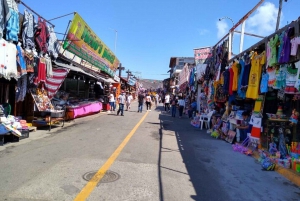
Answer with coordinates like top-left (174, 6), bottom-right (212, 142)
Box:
top-left (157, 106), bottom-right (300, 200)
top-left (0, 111), bottom-right (105, 152)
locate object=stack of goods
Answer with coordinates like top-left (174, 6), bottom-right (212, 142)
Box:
top-left (291, 142), bottom-right (300, 173)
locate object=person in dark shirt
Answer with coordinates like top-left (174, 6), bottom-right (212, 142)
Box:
top-left (137, 93), bottom-right (145, 113)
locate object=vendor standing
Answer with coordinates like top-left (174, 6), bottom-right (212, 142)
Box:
top-left (236, 111), bottom-right (250, 141)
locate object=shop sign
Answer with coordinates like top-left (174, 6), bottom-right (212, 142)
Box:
top-left (114, 74), bottom-right (120, 83)
top-left (128, 76), bottom-right (136, 86)
top-left (63, 13), bottom-right (119, 77)
top-left (194, 47), bottom-right (212, 64)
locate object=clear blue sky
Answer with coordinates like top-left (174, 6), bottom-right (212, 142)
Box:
top-left (19, 0), bottom-right (300, 80)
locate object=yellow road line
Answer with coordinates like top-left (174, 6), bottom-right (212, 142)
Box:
top-left (74, 111), bottom-right (149, 201)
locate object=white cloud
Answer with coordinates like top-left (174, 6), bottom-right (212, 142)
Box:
top-left (246, 2), bottom-right (280, 36)
top-left (216, 20), bottom-right (228, 39)
top-left (198, 28), bottom-right (209, 36)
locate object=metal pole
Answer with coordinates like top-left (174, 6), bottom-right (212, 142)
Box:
top-left (228, 31), bottom-right (232, 60)
top-left (276, 0), bottom-right (283, 31)
top-left (239, 21), bottom-right (246, 53)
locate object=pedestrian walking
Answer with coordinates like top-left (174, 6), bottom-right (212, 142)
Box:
top-left (117, 91), bottom-right (126, 116)
top-left (178, 96), bottom-right (185, 118)
top-left (164, 93), bottom-right (170, 112)
top-left (188, 99), bottom-right (197, 119)
top-left (109, 92), bottom-right (115, 112)
top-left (170, 96), bottom-right (178, 117)
top-left (145, 93), bottom-right (152, 111)
top-left (137, 92), bottom-right (145, 113)
top-left (126, 92), bottom-right (133, 111)
top-left (155, 93), bottom-right (159, 107)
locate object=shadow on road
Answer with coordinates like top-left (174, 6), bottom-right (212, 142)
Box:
top-left (156, 106), bottom-right (231, 201)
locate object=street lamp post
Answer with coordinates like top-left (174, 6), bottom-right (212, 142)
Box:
top-left (219, 17), bottom-right (234, 60)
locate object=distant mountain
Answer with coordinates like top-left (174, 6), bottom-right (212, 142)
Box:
top-left (138, 79), bottom-right (163, 90)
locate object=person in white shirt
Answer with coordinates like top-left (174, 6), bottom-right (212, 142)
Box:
top-left (155, 93), bottom-right (159, 107)
top-left (109, 93), bottom-right (115, 111)
top-left (164, 93), bottom-right (170, 112)
top-left (145, 93), bottom-right (152, 111)
top-left (178, 96), bottom-right (185, 118)
top-left (117, 91), bottom-right (126, 116)
top-left (126, 92), bottom-right (133, 111)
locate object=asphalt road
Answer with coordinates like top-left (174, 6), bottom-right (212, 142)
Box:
top-left (0, 101), bottom-right (299, 201)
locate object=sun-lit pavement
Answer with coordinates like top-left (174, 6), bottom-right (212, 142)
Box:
top-left (0, 102), bottom-right (299, 201)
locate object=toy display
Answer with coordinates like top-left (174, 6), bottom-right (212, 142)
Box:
top-left (289, 109), bottom-right (299, 125)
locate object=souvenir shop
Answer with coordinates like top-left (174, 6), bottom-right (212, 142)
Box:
top-left (0, 0), bottom-right (66, 143)
top-left (197, 18), bottom-right (300, 172)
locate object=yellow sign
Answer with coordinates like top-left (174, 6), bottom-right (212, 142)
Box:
top-left (63, 13), bottom-right (119, 76)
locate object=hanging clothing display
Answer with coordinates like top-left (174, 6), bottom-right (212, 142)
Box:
top-left (267, 67), bottom-right (276, 87)
top-left (22, 10), bottom-right (36, 49)
top-left (229, 67), bottom-right (234, 95)
top-left (223, 69), bottom-right (230, 95)
top-left (16, 44), bottom-right (27, 77)
top-left (232, 62), bottom-right (238, 92)
top-left (6, 8), bottom-right (19, 41)
top-left (294, 60), bottom-right (300, 91)
top-left (35, 17), bottom-right (49, 54)
top-left (290, 36), bottom-right (300, 56)
top-left (24, 50), bottom-right (35, 72)
top-left (45, 68), bottom-right (69, 99)
top-left (37, 57), bottom-right (46, 83)
top-left (285, 64), bottom-right (298, 94)
top-left (279, 27), bottom-right (293, 63)
top-left (16, 74), bottom-right (27, 102)
top-left (273, 65), bottom-right (286, 89)
top-left (260, 72), bottom-right (269, 93)
top-left (0, 39), bottom-right (17, 79)
top-left (45, 56), bottom-right (53, 77)
top-left (269, 34), bottom-right (279, 66)
top-left (246, 51), bottom-right (266, 99)
top-left (47, 26), bottom-right (60, 59)
top-left (237, 59), bottom-right (245, 98)
top-left (0, 0), bottom-right (9, 39)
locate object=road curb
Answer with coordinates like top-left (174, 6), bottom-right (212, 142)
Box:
top-left (252, 151), bottom-right (300, 187)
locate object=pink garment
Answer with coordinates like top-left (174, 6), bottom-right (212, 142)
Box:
top-left (290, 37), bottom-right (300, 56)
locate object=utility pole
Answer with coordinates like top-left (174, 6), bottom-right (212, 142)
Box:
top-left (118, 63), bottom-right (125, 77)
top-left (276, 0), bottom-right (283, 31)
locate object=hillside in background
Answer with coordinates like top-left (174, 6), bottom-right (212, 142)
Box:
top-left (138, 79), bottom-right (163, 91)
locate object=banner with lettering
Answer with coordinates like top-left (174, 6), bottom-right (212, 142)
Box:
top-left (63, 13), bottom-right (119, 76)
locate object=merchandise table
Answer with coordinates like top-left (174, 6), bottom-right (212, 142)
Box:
top-left (66, 102), bottom-right (102, 120)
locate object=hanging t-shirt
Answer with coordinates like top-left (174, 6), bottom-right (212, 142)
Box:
top-left (16, 45), bottom-right (27, 77)
top-left (22, 10), bottom-right (36, 49)
top-left (267, 67), bottom-right (276, 87)
top-left (277, 31), bottom-right (285, 63)
top-left (274, 65), bottom-right (286, 89)
top-left (285, 64), bottom-right (298, 94)
top-left (223, 69), bottom-right (230, 95)
top-left (6, 8), bottom-right (19, 42)
top-left (290, 37), bottom-right (300, 56)
top-left (47, 26), bottom-right (60, 59)
top-left (269, 34), bottom-right (279, 66)
top-left (294, 61), bottom-right (300, 91)
top-left (229, 67), bottom-right (234, 95)
top-left (260, 72), bottom-right (269, 93)
top-left (6, 41), bottom-right (18, 80)
top-left (237, 59), bottom-right (245, 98)
top-left (232, 62), bottom-right (239, 91)
top-left (246, 51), bottom-right (266, 99)
top-left (266, 41), bottom-right (271, 67)
top-left (279, 28), bottom-right (293, 63)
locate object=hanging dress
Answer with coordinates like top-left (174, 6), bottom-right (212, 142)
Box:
top-left (246, 51), bottom-right (266, 99)
top-left (47, 26), bottom-right (60, 59)
top-left (22, 10), bottom-right (36, 49)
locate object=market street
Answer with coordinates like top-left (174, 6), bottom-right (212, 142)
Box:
top-left (0, 102), bottom-right (299, 201)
